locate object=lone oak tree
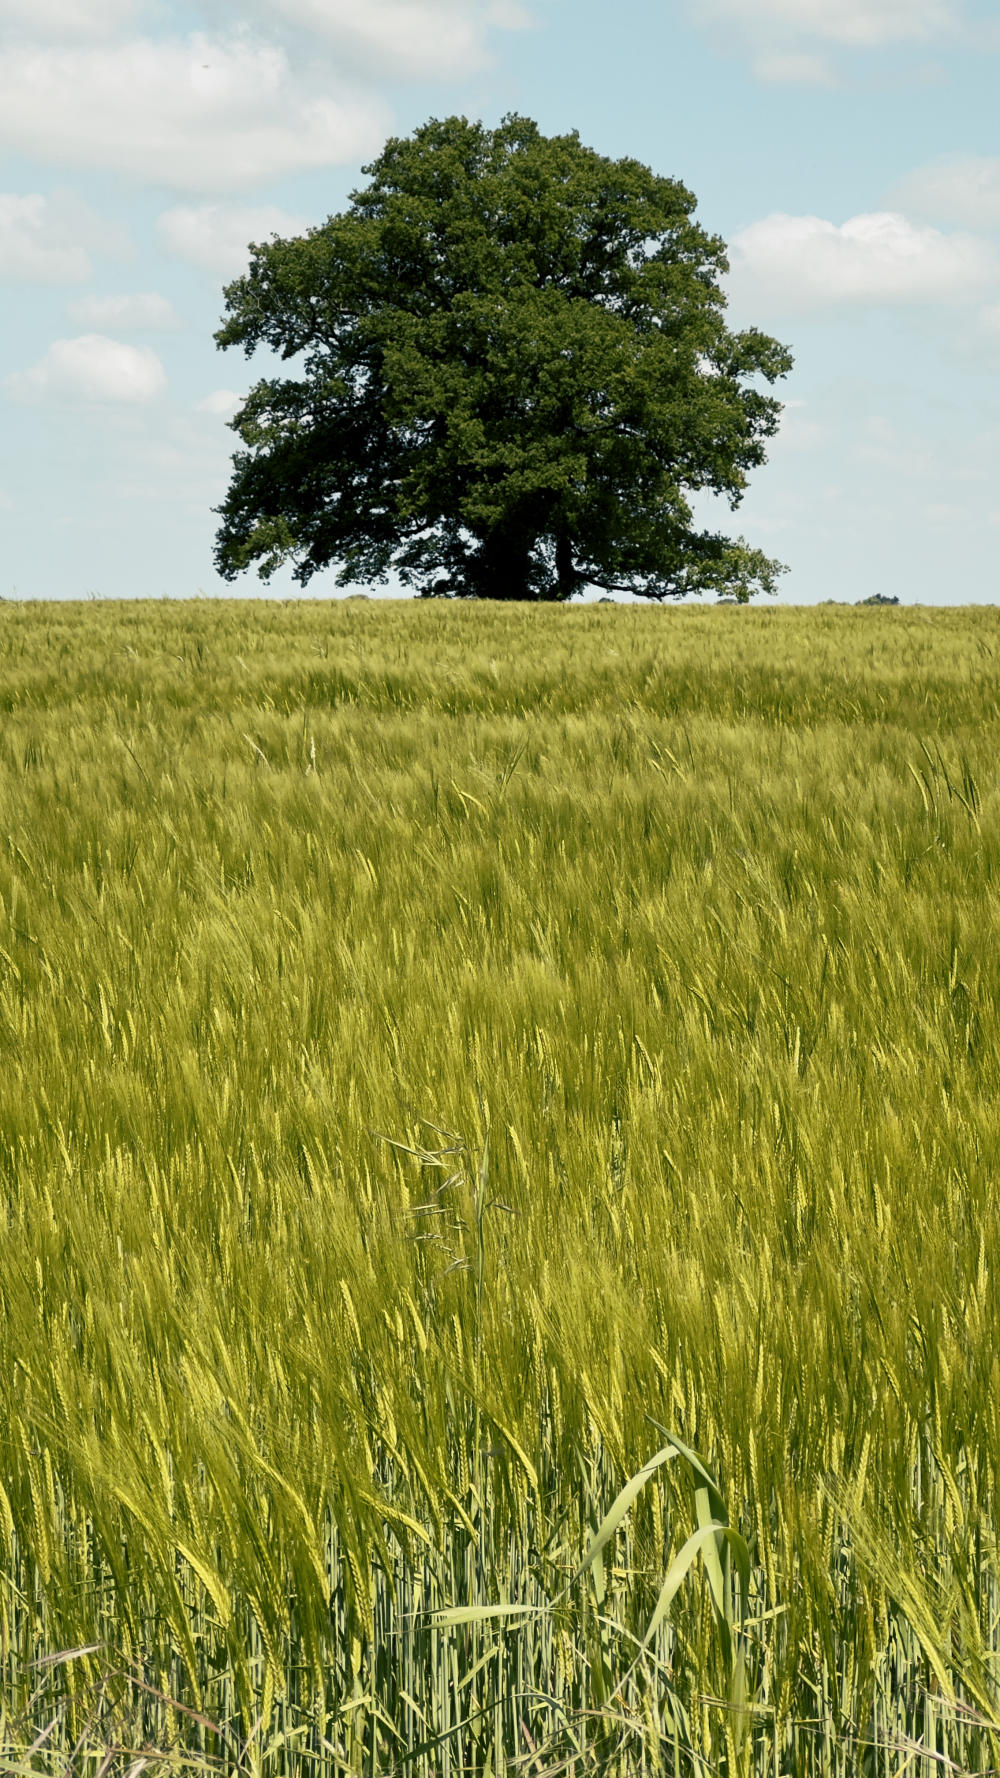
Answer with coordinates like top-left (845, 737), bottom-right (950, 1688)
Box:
top-left (213, 114), bottom-right (793, 602)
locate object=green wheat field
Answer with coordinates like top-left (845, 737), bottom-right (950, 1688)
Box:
top-left (3, 597), bottom-right (1000, 1778)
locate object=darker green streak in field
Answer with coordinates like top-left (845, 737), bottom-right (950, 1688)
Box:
top-left (2, 599), bottom-right (1000, 1775)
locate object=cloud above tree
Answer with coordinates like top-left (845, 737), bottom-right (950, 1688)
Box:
top-left (0, 33), bottom-right (390, 192)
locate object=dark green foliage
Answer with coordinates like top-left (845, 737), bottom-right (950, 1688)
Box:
top-left (213, 115), bottom-right (793, 602)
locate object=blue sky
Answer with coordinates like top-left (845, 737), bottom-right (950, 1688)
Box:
top-left (2, 0), bottom-right (999, 603)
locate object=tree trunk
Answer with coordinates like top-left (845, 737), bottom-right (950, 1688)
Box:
top-left (555, 529), bottom-right (577, 602)
top-left (469, 524), bottom-right (534, 599)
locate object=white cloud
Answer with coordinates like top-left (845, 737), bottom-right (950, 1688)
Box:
top-left (66, 290), bottom-right (181, 329)
top-left (751, 48), bottom-right (837, 81)
top-left (0, 0), bottom-right (139, 38)
top-left (704, 0), bottom-right (957, 46)
top-left (728, 211), bottom-right (999, 315)
top-left (0, 32), bottom-right (390, 193)
top-left (889, 157), bottom-right (1000, 230)
top-left (247, 0), bottom-right (531, 78)
top-left (196, 388), bottom-right (244, 416)
top-left (0, 188), bottom-right (129, 283)
top-left (6, 335), bottom-right (167, 403)
top-left (157, 203), bottom-right (312, 280)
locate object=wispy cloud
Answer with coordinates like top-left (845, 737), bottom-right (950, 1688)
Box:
top-left (751, 47), bottom-right (838, 82)
top-left (195, 389), bottom-right (245, 416)
top-left (0, 0), bottom-right (140, 39)
top-left (0, 193), bottom-right (90, 282)
top-left (889, 156), bottom-right (1000, 230)
top-left (0, 188), bottom-right (130, 283)
top-left (157, 203), bottom-right (313, 280)
top-left (695, 0), bottom-right (970, 82)
top-left (66, 290), bottom-right (182, 329)
top-left (702, 0), bottom-right (959, 48)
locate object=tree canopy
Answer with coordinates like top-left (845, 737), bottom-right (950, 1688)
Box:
top-left (213, 114), bottom-right (793, 602)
